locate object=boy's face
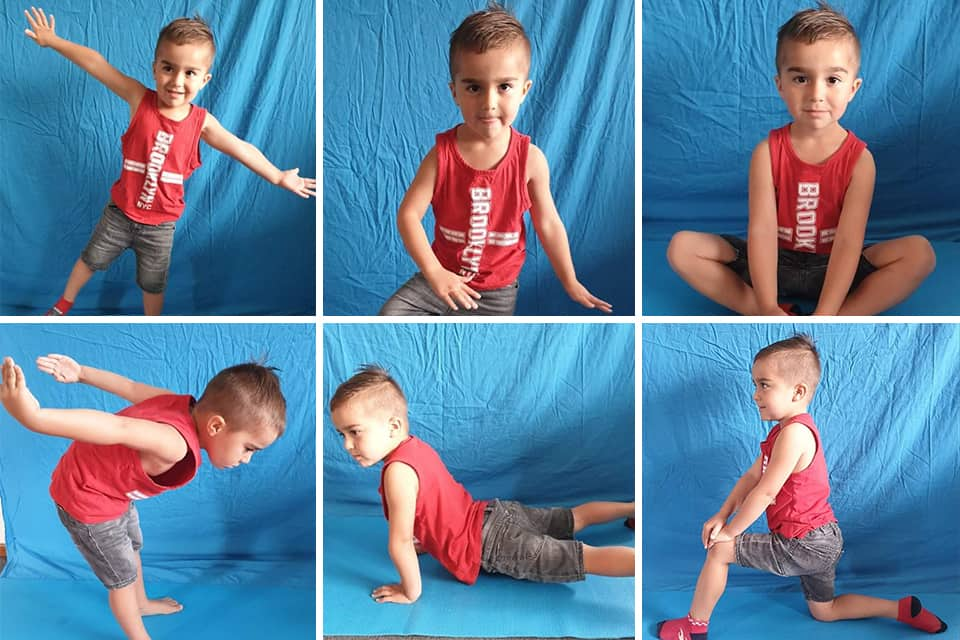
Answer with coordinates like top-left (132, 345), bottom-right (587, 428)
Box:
top-left (751, 357), bottom-right (805, 422)
top-left (775, 37), bottom-right (862, 132)
top-left (152, 40), bottom-right (213, 110)
top-left (449, 43), bottom-right (533, 141)
top-left (202, 418), bottom-right (278, 469)
top-left (331, 397), bottom-right (405, 468)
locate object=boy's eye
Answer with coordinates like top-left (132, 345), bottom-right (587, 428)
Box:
top-left (828, 76), bottom-right (841, 84)
top-left (499, 83), bottom-right (513, 92)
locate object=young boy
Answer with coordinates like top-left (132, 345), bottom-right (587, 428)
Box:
top-left (0, 353), bottom-right (286, 640)
top-left (23, 7), bottom-right (316, 316)
top-left (379, 2), bottom-right (611, 315)
top-left (656, 335), bottom-right (947, 639)
top-left (666, 2), bottom-right (935, 316)
top-left (330, 365), bottom-right (633, 603)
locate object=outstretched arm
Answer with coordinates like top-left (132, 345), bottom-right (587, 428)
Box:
top-left (23, 7), bottom-right (146, 107)
top-left (200, 113), bottom-right (316, 198)
top-left (373, 461), bottom-right (422, 604)
top-left (1, 357), bottom-right (187, 463)
top-left (35, 354), bottom-right (172, 404)
top-left (397, 147), bottom-right (480, 311)
top-left (527, 145), bottom-right (612, 313)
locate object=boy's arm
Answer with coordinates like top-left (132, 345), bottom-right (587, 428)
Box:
top-left (813, 150), bottom-right (875, 315)
top-left (35, 354), bottom-right (172, 404)
top-left (24, 8), bottom-right (146, 108)
top-left (527, 145), bottom-right (612, 313)
top-left (200, 113), bottom-right (317, 198)
top-left (396, 147), bottom-right (480, 311)
top-left (373, 461), bottom-right (422, 604)
top-left (747, 140), bottom-right (789, 316)
top-left (1, 358), bottom-right (187, 464)
top-left (708, 422), bottom-right (814, 546)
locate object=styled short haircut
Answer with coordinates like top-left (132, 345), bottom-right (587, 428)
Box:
top-left (754, 334), bottom-right (822, 393)
top-left (330, 364), bottom-right (407, 419)
top-left (155, 15), bottom-right (216, 64)
top-left (448, 1), bottom-right (531, 79)
top-left (776, 1), bottom-right (860, 72)
top-left (198, 363), bottom-right (286, 436)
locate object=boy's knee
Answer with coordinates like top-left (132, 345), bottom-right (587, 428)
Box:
top-left (706, 540), bottom-right (735, 564)
top-left (907, 235), bottom-right (936, 276)
top-left (666, 231), bottom-right (696, 271)
top-left (807, 599), bottom-right (837, 622)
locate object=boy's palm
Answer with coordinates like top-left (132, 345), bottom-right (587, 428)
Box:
top-left (1, 357), bottom-right (41, 422)
top-left (425, 268), bottom-right (481, 311)
top-left (36, 354), bottom-right (81, 383)
top-left (24, 7), bottom-right (57, 47)
top-left (278, 168), bottom-right (317, 199)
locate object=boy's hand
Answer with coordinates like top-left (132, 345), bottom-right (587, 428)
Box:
top-left (371, 583), bottom-right (416, 604)
top-left (24, 6), bottom-right (58, 47)
top-left (701, 513), bottom-right (727, 548)
top-left (277, 168), bottom-right (317, 199)
top-left (707, 527), bottom-right (734, 549)
top-left (1, 357), bottom-right (41, 424)
top-left (424, 267), bottom-right (481, 311)
top-left (565, 281), bottom-right (612, 313)
top-left (36, 354), bottom-right (81, 383)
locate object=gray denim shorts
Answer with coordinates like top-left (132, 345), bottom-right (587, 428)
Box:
top-left (80, 201), bottom-right (176, 294)
top-left (735, 521), bottom-right (843, 602)
top-left (378, 272), bottom-right (519, 316)
top-left (721, 235), bottom-right (877, 301)
top-left (56, 503), bottom-right (143, 590)
top-left (479, 499), bottom-right (584, 583)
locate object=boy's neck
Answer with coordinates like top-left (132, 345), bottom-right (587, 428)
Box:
top-left (773, 407), bottom-right (811, 423)
top-left (455, 124), bottom-right (512, 170)
top-left (157, 101), bottom-right (194, 123)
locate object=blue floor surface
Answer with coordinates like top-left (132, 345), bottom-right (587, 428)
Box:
top-left (643, 589), bottom-right (957, 639)
top-left (642, 239), bottom-right (960, 316)
top-left (0, 578), bottom-right (315, 639)
top-left (324, 513), bottom-right (635, 637)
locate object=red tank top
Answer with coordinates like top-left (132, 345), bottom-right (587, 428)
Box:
top-left (769, 124), bottom-right (866, 254)
top-left (110, 89), bottom-right (207, 224)
top-left (430, 126), bottom-right (532, 290)
top-left (379, 435), bottom-right (488, 584)
top-left (760, 413), bottom-right (836, 538)
top-left (50, 394), bottom-right (202, 524)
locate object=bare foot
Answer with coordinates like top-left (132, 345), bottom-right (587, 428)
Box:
top-left (140, 597), bottom-right (183, 616)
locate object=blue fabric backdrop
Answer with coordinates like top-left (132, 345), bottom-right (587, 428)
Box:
top-left (642, 0), bottom-right (960, 241)
top-left (0, 1), bottom-right (316, 315)
top-left (323, 323), bottom-right (635, 512)
top-left (642, 324), bottom-right (960, 596)
top-left (0, 324), bottom-right (315, 587)
top-left (323, 0), bottom-right (635, 316)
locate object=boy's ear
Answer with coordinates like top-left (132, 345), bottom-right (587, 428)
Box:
top-left (448, 81), bottom-right (458, 104)
top-left (774, 73), bottom-right (783, 92)
top-left (792, 383), bottom-right (808, 402)
top-left (848, 77), bottom-right (863, 101)
top-left (520, 78), bottom-right (533, 99)
top-left (388, 415), bottom-right (403, 435)
top-left (205, 414), bottom-right (226, 436)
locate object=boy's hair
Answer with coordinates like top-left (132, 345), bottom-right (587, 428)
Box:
top-left (776, 1), bottom-right (860, 72)
top-left (155, 15), bottom-right (216, 64)
top-left (448, 1), bottom-right (531, 79)
top-left (198, 363), bottom-right (285, 436)
top-left (330, 365), bottom-right (407, 420)
top-left (754, 334), bottom-right (822, 393)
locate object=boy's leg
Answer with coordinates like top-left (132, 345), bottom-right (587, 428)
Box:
top-left (838, 236), bottom-right (936, 315)
top-left (132, 551), bottom-right (182, 615)
top-left (108, 584), bottom-right (152, 640)
top-left (666, 231), bottom-right (760, 314)
top-left (142, 292), bottom-right (164, 316)
top-left (571, 501), bottom-right (635, 533)
top-left (657, 541), bottom-right (733, 639)
top-left (582, 544), bottom-right (634, 577)
top-left (808, 595), bottom-right (947, 633)
top-left (62, 259), bottom-right (96, 302)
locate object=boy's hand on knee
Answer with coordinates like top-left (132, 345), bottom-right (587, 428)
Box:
top-left (371, 583), bottom-right (417, 604)
top-left (1, 357), bottom-right (41, 423)
top-left (277, 168), bottom-right (317, 199)
top-left (24, 7), bottom-right (58, 47)
top-left (424, 267), bottom-right (481, 311)
top-left (701, 514), bottom-right (727, 548)
top-left (36, 354), bottom-right (81, 383)
top-left (707, 527), bottom-right (734, 549)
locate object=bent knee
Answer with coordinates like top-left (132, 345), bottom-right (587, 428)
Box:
top-left (807, 600), bottom-right (838, 622)
top-left (666, 231), bottom-right (698, 270)
top-left (706, 540), bottom-right (735, 564)
top-left (907, 235), bottom-right (937, 276)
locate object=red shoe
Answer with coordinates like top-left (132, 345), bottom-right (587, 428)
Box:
top-left (657, 615), bottom-right (707, 639)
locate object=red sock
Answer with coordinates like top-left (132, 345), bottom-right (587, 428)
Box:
top-left (49, 297), bottom-right (73, 315)
top-left (898, 596), bottom-right (947, 633)
top-left (657, 613), bottom-right (708, 639)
